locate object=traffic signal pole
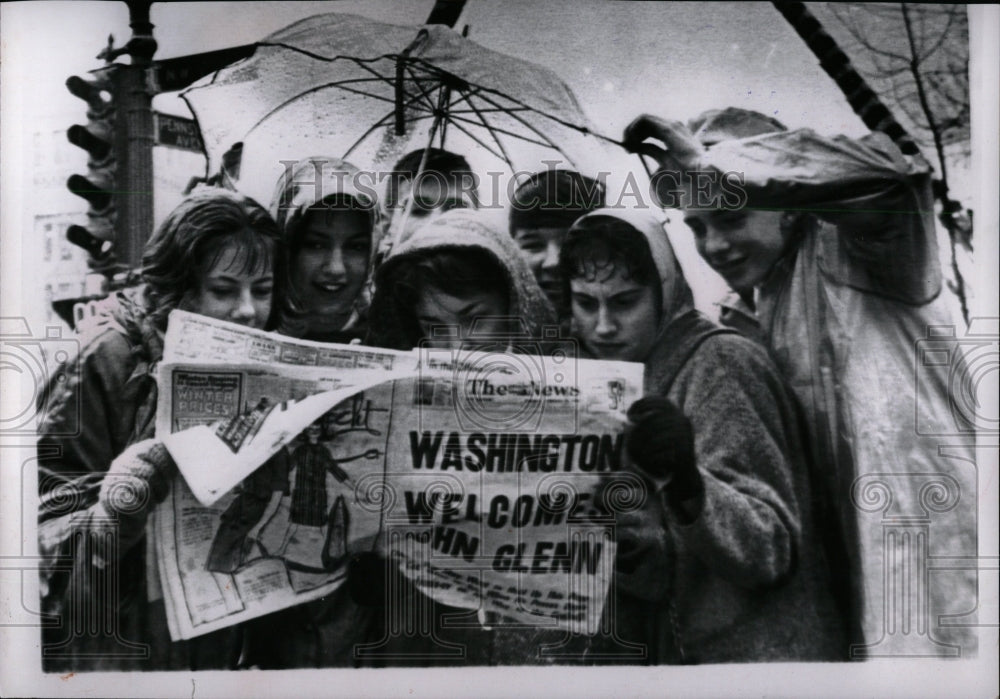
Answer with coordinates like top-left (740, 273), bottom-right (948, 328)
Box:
top-left (65, 70), bottom-right (117, 264)
top-left (116, 1), bottom-right (157, 269)
top-left (64, 2), bottom-right (258, 291)
top-left (65, 1), bottom-right (156, 275)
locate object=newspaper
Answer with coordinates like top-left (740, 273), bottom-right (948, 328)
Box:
top-left (153, 311), bottom-right (644, 641)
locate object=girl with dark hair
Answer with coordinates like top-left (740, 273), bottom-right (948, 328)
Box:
top-left (367, 207), bottom-right (555, 351)
top-left (37, 187), bottom-right (286, 671)
top-left (141, 188), bottom-right (285, 330)
top-left (375, 246), bottom-right (511, 350)
top-left (560, 208), bottom-right (847, 663)
top-left (358, 208), bottom-right (571, 666)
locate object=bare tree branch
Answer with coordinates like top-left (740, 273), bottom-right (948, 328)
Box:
top-left (900, 3), bottom-right (970, 325)
top-left (830, 5), bottom-right (909, 61)
top-left (809, 2), bottom-right (972, 323)
top-left (919, 8), bottom-right (957, 64)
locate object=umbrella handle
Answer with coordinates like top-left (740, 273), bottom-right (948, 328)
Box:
top-left (385, 107), bottom-right (445, 254)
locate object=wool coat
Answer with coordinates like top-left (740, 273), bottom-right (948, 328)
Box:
top-left (567, 208), bottom-right (848, 663)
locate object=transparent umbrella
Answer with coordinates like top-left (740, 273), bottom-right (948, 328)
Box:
top-left (181, 12), bottom-right (619, 208)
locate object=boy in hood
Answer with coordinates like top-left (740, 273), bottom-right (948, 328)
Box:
top-left (623, 110), bottom-right (978, 657)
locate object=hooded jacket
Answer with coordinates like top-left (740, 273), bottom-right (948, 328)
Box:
top-left (367, 208), bottom-right (556, 350)
top-left (269, 156), bottom-right (382, 343)
top-left (692, 129), bottom-right (977, 655)
top-left (566, 208), bottom-right (847, 663)
top-left (37, 286), bottom-right (241, 671)
top-left (224, 157), bottom-right (389, 668)
top-left (361, 208), bottom-right (569, 666)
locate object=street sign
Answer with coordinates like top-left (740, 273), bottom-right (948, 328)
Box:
top-left (154, 112), bottom-right (204, 153)
top-left (151, 45), bottom-right (256, 93)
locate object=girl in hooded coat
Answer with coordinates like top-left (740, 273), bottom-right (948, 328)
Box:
top-left (362, 208), bottom-right (577, 666)
top-left (560, 208), bottom-right (847, 663)
top-left (269, 156), bottom-right (382, 343)
top-left (367, 207), bottom-right (555, 351)
top-left (235, 157), bottom-right (386, 668)
top-left (36, 188), bottom-right (286, 671)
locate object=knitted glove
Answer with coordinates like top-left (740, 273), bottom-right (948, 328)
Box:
top-left (626, 397), bottom-right (703, 514)
top-left (97, 439), bottom-right (177, 553)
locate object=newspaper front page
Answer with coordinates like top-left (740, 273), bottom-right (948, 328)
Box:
top-left (153, 311), bottom-right (644, 640)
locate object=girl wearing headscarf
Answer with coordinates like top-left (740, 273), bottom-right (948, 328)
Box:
top-left (559, 208), bottom-right (847, 663)
top-left (269, 156), bottom-right (382, 342)
top-left (236, 157), bottom-right (385, 668)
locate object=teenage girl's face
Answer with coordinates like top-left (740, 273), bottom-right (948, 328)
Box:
top-left (413, 284), bottom-right (509, 351)
top-left (291, 208), bottom-right (372, 331)
top-left (683, 208), bottom-right (787, 294)
top-left (190, 238), bottom-right (274, 329)
top-left (569, 266), bottom-right (659, 363)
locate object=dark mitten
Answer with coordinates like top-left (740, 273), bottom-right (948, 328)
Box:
top-left (348, 552), bottom-right (391, 607)
top-left (626, 396), bottom-right (703, 504)
top-left (613, 504), bottom-right (672, 603)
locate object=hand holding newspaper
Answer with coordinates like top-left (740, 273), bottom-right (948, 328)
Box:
top-left (153, 311), bottom-right (644, 641)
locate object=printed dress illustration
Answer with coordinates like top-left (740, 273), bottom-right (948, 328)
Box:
top-left (205, 448), bottom-right (291, 574)
top-left (167, 382), bottom-right (393, 634)
top-left (206, 420), bottom-right (354, 592)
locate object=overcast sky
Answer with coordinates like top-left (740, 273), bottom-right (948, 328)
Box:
top-left (3, 1), bottom-right (871, 132)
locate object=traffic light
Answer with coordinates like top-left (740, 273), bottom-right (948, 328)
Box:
top-left (65, 68), bottom-right (118, 268)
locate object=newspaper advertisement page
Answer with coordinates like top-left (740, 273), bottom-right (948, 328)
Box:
top-left (160, 309), bottom-right (412, 369)
top-left (153, 368), bottom-right (403, 641)
top-left (153, 311), bottom-right (417, 640)
top-left (157, 310), bottom-right (417, 504)
top-left (153, 312), bottom-right (644, 641)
